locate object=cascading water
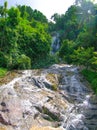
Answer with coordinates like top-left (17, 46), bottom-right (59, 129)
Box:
top-left (0, 64), bottom-right (97, 130)
top-left (51, 33), bottom-right (61, 54)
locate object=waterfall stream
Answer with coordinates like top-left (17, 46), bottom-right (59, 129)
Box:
top-left (51, 33), bottom-right (60, 54)
top-left (0, 64), bottom-right (97, 130)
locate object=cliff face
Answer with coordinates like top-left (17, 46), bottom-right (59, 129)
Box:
top-left (0, 64), bottom-right (97, 130)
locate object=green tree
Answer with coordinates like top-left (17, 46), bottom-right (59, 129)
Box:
top-left (76, 31), bottom-right (95, 48)
top-left (17, 5), bottom-right (28, 19)
top-left (91, 52), bottom-right (97, 70)
top-left (8, 7), bottom-right (21, 27)
top-left (0, 6), bottom-right (4, 17)
top-left (3, 1), bottom-right (8, 18)
top-left (18, 5), bottom-right (48, 23)
top-left (59, 40), bottom-right (75, 63)
top-left (71, 47), bottom-right (94, 68)
top-left (17, 19), bottom-right (51, 63)
top-left (0, 1), bottom-right (8, 18)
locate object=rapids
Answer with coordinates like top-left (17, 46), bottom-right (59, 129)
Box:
top-left (0, 64), bottom-right (97, 130)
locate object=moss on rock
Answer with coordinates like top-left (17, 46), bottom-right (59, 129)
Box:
top-left (46, 73), bottom-right (60, 91)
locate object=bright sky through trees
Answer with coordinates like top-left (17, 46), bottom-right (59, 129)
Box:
top-left (1, 0), bottom-right (97, 19)
top-left (1, 0), bottom-right (75, 19)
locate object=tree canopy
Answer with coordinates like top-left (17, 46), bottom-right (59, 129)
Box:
top-left (0, 2), bottom-right (51, 69)
top-left (1, 0), bottom-right (97, 71)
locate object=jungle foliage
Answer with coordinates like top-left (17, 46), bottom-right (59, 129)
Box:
top-left (0, 2), bottom-right (51, 70)
top-left (0, 1), bottom-right (97, 90)
top-left (48, 0), bottom-right (97, 92)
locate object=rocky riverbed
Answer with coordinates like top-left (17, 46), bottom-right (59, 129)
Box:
top-left (0, 64), bottom-right (97, 130)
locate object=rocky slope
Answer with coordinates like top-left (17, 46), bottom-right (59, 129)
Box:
top-left (0, 64), bottom-right (97, 130)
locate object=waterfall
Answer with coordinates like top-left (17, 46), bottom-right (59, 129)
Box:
top-left (51, 33), bottom-right (61, 54)
top-left (0, 64), bottom-right (97, 130)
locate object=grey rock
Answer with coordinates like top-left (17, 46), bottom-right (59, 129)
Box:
top-left (0, 64), bottom-right (97, 130)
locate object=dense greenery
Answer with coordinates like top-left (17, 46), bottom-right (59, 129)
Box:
top-left (0, 2), bottom-right (51, 69)
top-left (0, 0), bottom-right (97, 91)
top-left (0, 68), bottom-right (7, 77)
top-left (48, 0), bottom-right (97, 92)
top-left (82, 69), bottom-right (97, 93)
top-left (49, 0), bottom-right (97, 69)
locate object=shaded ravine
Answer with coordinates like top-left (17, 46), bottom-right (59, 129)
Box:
top-left (0, 64), bottom-right (97, 130)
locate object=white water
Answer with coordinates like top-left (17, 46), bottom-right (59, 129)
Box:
top-left (0, 65), bottom-right (97, 130)
top-left (51, 33), bottom-right (60, 54)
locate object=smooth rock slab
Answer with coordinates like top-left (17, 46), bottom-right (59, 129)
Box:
top-left (30, 126), bottom-right (64, 130)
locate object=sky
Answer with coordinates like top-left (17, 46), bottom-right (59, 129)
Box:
top-left (0, 0), bottom-right (97, 20)
top-left (1, 0), bottom-right (75, 19)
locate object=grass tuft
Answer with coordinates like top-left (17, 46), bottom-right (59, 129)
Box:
top-left (0, 68), bottom-right (7, 77)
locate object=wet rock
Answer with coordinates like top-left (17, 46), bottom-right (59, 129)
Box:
top-left (0, 126), bottom-right (14, 130)
top-left (0, 97), bottom-right (22, 127)
top-left (42, 106), bottom-right (60, 121)
top-left (1, 102), bottom-right (6, 107)
top-left (0, 64), bottom-right (97, 130)
top-left (89, 95), bottom-right (97, 104)
top-left (30, 126), bottom-right (64, 130)
top-left (0, 87), bottom-right (23, 128)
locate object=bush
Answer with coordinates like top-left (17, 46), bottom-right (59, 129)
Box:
top-left (0, 52), bottom-right (8, 68)
top-left (0, 51), bottom-right (31, 70)
top-left (0, 68), bottom-right (7, 77)
top-left (91, 79), bottom-right (97, 92)
top-left (81, 69), bottom-right (97, 94)
top-left (58, 40), bottom-right (75, 63)
top-left (32, 54), bottom-right (58, 69)
top-left (17, 54), bottom-right (31, 69)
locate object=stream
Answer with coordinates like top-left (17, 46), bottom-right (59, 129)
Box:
top-left (51, 33), bottom-right (60, 54)
top-left (0, 64), bottom-right (97, 130)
